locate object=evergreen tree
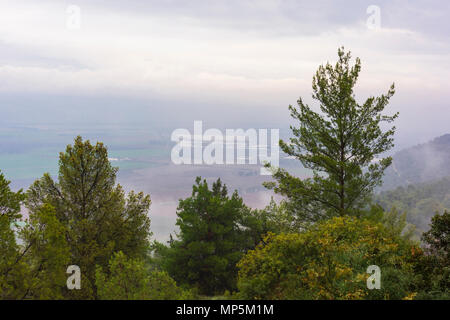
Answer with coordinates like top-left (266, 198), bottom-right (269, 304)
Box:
top-left (265, 47), bottom-right (398, 224)
top-left (26, 136), bottom-right (152, 299)
top-left (166, 177), bottom-right (248, 295)
top-left (0, 171), bottom-right (26, 299)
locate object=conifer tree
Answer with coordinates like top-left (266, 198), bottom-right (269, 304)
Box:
top-left (166, 177), bottom-right (247, 295)
top-left (265, 47), bottom-right (398, 224)
top-left (0, 171), bottom-right (26, 299)
top-left (26, 136), bottom-right (152, 299)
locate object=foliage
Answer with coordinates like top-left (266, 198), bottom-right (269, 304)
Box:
top-left (240, 198), bottom-right (299, 246)
top-left (0, 171), bottom-right (24, 221)
top-left (236, 216), bottom-right (418, 300)
top-left (382, 134), bottom-right (450, 190)
top-left (18, 203), bottom-right (71, 299)
top-left (422, 211), bottom-right (449, 259)
top-left (363, 205), bottom-right (416, 241)
top-left (2, 42), bottom-right (450, 300)
top-left (25, 136), bottom-right (152, 299)
top-left (412, 211), bottom-right (449, 299)
top-left (0, 171), bottom-right (26, 299)
top-left (164, 177), bottom-right (250, 295)
top-left (265, 47), bottom-right (398, 224)
top-left (1, 172), bottom-right (70, 299)
top-left (95, 251), bottom-right (191, 300)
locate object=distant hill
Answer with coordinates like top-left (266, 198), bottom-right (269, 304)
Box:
top-left (375, 177), bottom-right (450, 234)
top-left (381, 134), bottom-right (450, 190)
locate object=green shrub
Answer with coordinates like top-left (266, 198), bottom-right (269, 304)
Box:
top-left (236, 216), bottom-right (419, 300)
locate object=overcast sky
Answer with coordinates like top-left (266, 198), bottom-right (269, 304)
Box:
top-left (0, 0), bottom-right (449, 147)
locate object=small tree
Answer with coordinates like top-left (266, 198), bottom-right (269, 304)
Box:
top-left (265, 47), bottom-right (398, 224)
top-left (166, 177), bottom-right (247, 295)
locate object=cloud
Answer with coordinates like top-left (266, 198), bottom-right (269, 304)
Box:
top-left (0, 0), bottom-right (449, 143)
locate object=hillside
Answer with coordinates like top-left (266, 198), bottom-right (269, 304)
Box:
top-left (381, 134), bottom-right (450, 190)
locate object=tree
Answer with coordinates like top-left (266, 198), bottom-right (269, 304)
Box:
top-left (165, 177), bottom-right (249, 295)
top-left (26, 136), bottom-right (152, 299)
top-left (0, 171), bottom-right (26, 299)
top-left (18, 203), bottom-right (71, 299)
top-left (363, 205), bottom-right (416, 241)
top-left (95, 251), bottom-right (191, 300)
top-left (265, 47), bottom-right (398, 225)
top-left (236, 216), bottom-right (418, 300)
top-left (413, 211), bottom-right (449, 299)
top-left (239, 198), bottom-right (298, 249)
top-left (422, 211), bottom-right (449, 260)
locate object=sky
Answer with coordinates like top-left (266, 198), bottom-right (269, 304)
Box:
top-left (0, 0), bottom-right (449, 148)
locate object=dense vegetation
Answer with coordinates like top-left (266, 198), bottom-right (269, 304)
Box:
top-left (236, 216), bottom-right (419, 300)
top-left (0, 48), bottom-right (448, 300)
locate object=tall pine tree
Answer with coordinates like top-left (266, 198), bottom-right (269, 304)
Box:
top-left (265, 47), bottom-right (398, 225)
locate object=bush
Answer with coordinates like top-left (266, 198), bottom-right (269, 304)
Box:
top-left (96, 251), bottom-right (193, 300)
top-left (236, 216), bottom-right (419, 300)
